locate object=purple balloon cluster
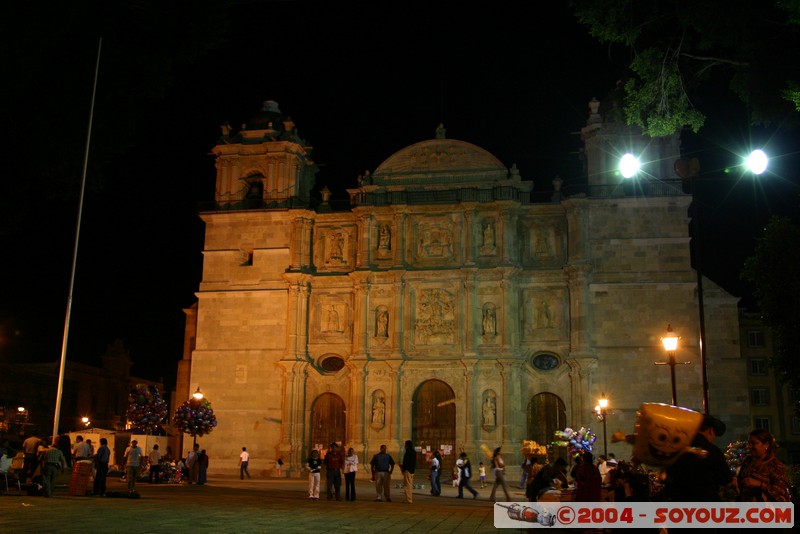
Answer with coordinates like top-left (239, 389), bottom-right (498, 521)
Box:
top-left (126, 384), bottom-right (168, 434)
top-left (172, 398), bottom-right (217, 438)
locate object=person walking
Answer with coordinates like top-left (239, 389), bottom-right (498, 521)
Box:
top-left (479, 462), bottom-right (487, 488)
top-left (344, 447), bottom-right (359, 501)
top-left (370, 444), bottom-right (395, 502)
top-left (123, 439), bottom-right (144, 493)
top-left (40, 440), bottom-right (67, 497)
top-left (429, 450), bottom-right (442, 496)
top-left (239, 447), bottom-right (251, 479)
top-left (307, 449), bottom-right (322, 500)
top-left (148, 444), bottom-right (162, 484)
top-left (457, 452), bottom-right (478, 499)
top-left (489, 446), bottom-right (511, 501)
top-left (324, 442), bottom-right (343, 501)
top-left (93, 437), bottom-right (111, 496)
top-left (737, 429), bottom-right (791, 502)
top-left (400, 439), bottom-right (416, 504)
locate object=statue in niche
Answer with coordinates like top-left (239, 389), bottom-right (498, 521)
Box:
top-left (328, 231), bottom-right (345, 263)
top-left (378, 224), bottom-right (391, 251)
top-left (324, 305), bottom-right (341, 332)
top-left (376, 309), bottom-right (389, 337)
top-left (534, 298), bottom-right (553, 329)
top-left (483, 222), bottom-right (494, 247)
top-left (534, 228), bottom-right (553, 256)
top-left (482, 304), bottom-right (496, 336)
top-left (482, 396), bottom-right (496, 427)
top-left (372, 394), bottom-right (385, 426)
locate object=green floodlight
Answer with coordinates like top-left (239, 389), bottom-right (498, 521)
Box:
top-left (745, 149), bottom-right (768, 175)
top-left (619, 153), bottom-right (640, 179)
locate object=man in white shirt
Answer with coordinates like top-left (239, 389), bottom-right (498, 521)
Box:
top-left (73, 435), bottom-right (92, 461)
top-left (239, 447), bottom-right (251, 479)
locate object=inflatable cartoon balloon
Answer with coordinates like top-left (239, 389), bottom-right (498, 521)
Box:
top-left (612, 403), bottom-right (704, 467)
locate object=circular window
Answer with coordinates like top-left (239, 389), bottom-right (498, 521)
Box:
top-left (320, 356), bottom-right (345, 373)
top-left (532, 353), bottom-right (560, 371)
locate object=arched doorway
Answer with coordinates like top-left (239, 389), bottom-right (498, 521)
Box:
top-left (527, 392), bottom-right (567, 462)
top-left (310, 393), bottom-right (346, 450)
top-left (412, 380), bottom-right (456, 475)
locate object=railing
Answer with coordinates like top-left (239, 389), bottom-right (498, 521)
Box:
top-left (198, 180), bottom-right (687, 212)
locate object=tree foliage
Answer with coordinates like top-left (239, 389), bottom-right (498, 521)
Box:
top-left (569, 0), bottom-right (800, 136)
top-left (742, 216), bottom-right (800, 390)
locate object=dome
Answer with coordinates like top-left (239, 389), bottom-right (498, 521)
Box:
top-left (371, 137), bottom-right (508, 186)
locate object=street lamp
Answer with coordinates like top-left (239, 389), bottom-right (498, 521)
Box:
top-left (191, 387), bottom-right (204, 446)
top-left (675, 149), bottom-right (769, 414)
top-left (658, 324), bottom-right (691, 406)
top-left (594, 394), bottom-right (609, 458)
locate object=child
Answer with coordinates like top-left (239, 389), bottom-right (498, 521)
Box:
top-left (452, 464), bottom-right (460, 487)
top-left (479, 461), bottom-right (487, 488)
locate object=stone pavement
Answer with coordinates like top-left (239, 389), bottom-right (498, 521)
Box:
top-left (0, 473), bottom-right (530, 533)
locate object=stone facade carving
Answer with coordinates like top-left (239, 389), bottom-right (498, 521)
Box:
top-left (414, 288), bottom-right (456, 345)
top-left (482, 391), bottom-right (496, 429)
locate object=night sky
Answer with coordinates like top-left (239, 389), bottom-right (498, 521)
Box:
top-left (2, 1), bottom-right (798, 389)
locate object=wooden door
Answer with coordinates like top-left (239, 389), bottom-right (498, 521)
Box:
top-left (310, 393), bottom-right (346, 450)
top-left (412, 380), bottom-right (456, 475)
top-left (527, 392), bottom-right (567, 462)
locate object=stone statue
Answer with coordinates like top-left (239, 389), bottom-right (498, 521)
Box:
top-left (482, 305), bottom-right (496, 336)
top-left (378, 224), bottom-right (391, 250)
top-left (372, 395), bottom-right (385, 425)
top-left (483, 396), bottom-right (496, 427)
top-left (376, 309), bottom-right (389, 337)
top-left (483, 222), bottom-right (494, 247)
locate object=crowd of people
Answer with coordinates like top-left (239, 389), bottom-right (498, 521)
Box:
top-left (0, 433), bottom-right (214, 496)
top-left (520, 415), bottom-right (793, 505)
top-left (5, 418), bottom-right (793, 506)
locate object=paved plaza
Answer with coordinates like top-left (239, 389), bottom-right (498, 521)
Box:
top-left (1, 473), bottom-right (522, 533)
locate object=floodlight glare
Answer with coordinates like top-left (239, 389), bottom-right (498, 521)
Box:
top-left (619, 153), bottom-right (640, 178)
top-left (745, 149), bottom-right (768, 175)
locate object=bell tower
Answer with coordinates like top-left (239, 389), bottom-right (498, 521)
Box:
top-left (211, 100), bottom-right (318, 209)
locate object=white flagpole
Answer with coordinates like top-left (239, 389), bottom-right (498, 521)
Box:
top-left (53, 37), bottom-right (102, 440)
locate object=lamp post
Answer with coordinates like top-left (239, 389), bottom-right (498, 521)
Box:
top-left (191, 387), bottom-right (203, 446)
top-left (658, 324), bottom-right (691, 406)
top-left (676, 149), bottom-right (768, 415)
top-left (594, 394), bottom-right (609, 458)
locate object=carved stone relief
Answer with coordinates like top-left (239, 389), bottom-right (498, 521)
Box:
top-left (522, 289), bottom-right (567, 341)
top-left (312, 296), bottom-right (351, 342)
top-left (414, 288), bottom-right (456, 345)
top-left (414, 220), bottom-right (455, 261)
top-left (315, 226), bottom-right (354, 270)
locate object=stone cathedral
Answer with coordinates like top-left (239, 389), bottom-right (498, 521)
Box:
top-left (175, 99), bottom-right (749, 477)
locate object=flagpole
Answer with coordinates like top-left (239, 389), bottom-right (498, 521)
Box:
top-left (53, 37), bottom-right (102, 439)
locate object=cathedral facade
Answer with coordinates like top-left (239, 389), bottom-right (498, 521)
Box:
top-left (175, 100), bottom-right (749, 477)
